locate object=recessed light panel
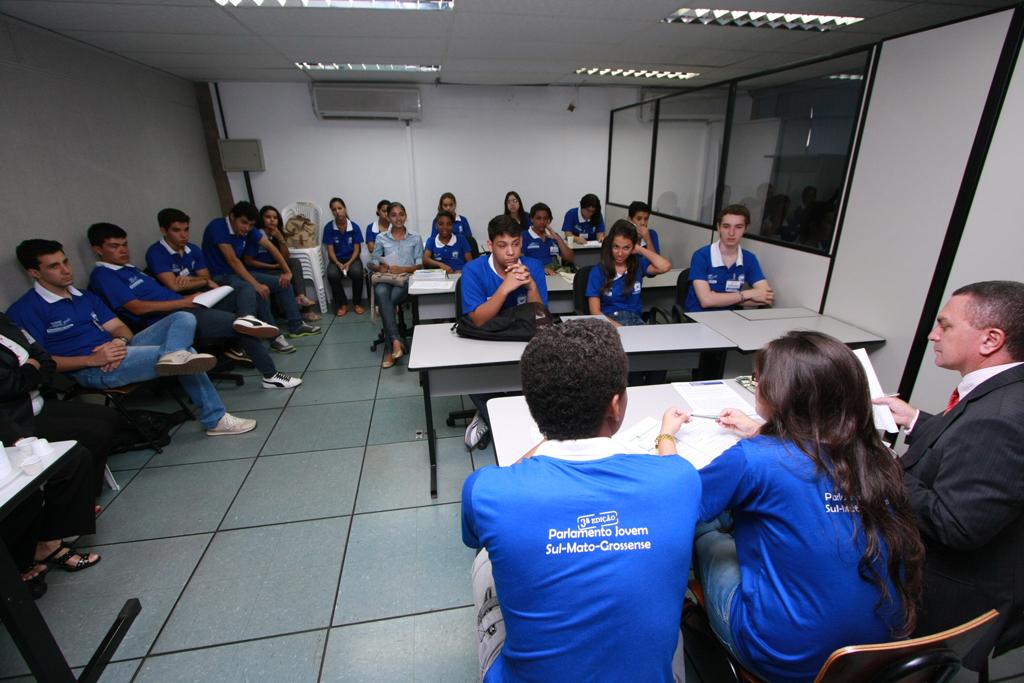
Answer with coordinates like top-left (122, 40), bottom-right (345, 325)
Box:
top-left (296, 62), bottom-right (441, 72)
top-left (575, 67), bottom-right (699, 80)
top-left (664, 8), bottom-right (863, 31)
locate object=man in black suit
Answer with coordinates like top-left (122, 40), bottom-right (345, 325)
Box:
top-left (878, 280), bottom-right (1024, 669)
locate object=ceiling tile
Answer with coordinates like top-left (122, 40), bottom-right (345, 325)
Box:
top-left (265, 36), bottom-right (445, 61)
top-left (226, 6), bottom-right (452, 37)
top-left (0, 1), bottom-right (248, 34)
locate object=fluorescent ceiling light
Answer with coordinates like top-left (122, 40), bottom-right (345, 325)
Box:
top-left (575, 67), bottom-right (699, 80)
top-left (215, 0), bottom-right (453, 8)
top-left (295, 62), bottom-right (441, 72)
top-left (663, 7), bottom-right (863, 31)
top-left (827, 73), bottom-right (864, 80)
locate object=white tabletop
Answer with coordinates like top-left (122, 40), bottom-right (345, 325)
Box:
top-left (734, 307), bottom-right (820, 321)
top-left (685, 310), bottom-right (884, 352)
top-left (0, 440), bottom-right (77, 512)
top-left (408, 321), bottom-right (736, 371)
top-left (408, 271), bottom-right (459, 295)
top-left (489, 381), bottom-right (756, 466)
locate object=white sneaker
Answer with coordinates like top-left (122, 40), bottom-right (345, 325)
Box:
top-left (233, 315), bottom-right (279, 339)
top-left (206, 412), bottom-right (257, 436)
top-left (155, 350), bottom-right (217, 376)
top-left (262, 372), bottom-right (302, 389)
top-left (465, 413), bottom-right (489, 449)
top-left (270, 335), bottom-right (296, 354)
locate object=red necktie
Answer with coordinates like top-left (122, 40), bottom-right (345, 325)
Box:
top-left (944, 388), bottom-right (960, 415)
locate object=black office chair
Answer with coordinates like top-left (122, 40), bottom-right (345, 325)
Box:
top-left (445, 277), bottom-right (483, 435)
top-left (573, 264), bottom-right (671, 323)
top-left (671, 267), bottom-right (692, 323)
top-left (466, 235), bottom-right (481, 260)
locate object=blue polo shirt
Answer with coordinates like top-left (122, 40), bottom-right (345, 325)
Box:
top-left (699, 436), bottom-right (902, 682)
top-left (585, 256), bottom-right (653, 316)
top-left (428, 214), bottom-right (472, 241)
top-left (561, 207), bottom-right (605, 240)
top-left (684, 242), bottom-right (766, 313)
top-left (322, 219), bottom-right (364, 262)
top-left (201, 216), bottom-right (250, 277)
top-left (365, 219), bottom-right (386, 245)
top-left (89, 262), bottom-right (181, 325)
top-left (641, 228), bottom-right (661, 254)
top-left (521, 228), bottom-right (561, 267)
top-left (7, 284), bottom-right (116, 358)
top-left (460, 254), bottom-right (548, 315)
top-left (425, 233), bottom-right (471, 272)
top-left (145, 240), bottom-right (208, 278)
top-left (462, 438), bottom-right (701, 683)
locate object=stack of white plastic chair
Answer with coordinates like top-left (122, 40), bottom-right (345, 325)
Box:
top-left (282, 201), bottom-right (329, 314)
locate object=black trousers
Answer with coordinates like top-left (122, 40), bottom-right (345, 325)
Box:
top-left (326, 260), bottom-right (365, 307)
top-left (34, 400), bottom-right (122, 495)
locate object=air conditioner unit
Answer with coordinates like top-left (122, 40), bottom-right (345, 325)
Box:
top-left (311, 84), bottom-right (422, 121)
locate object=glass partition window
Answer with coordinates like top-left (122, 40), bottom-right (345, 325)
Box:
top-left (651, 86), bottom-right (728, 225)
top-left (607, 104), bottom-right (654, 207)
top-left (723, 53), bottom-right (869, 252)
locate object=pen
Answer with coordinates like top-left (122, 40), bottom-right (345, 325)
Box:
top-left (689, 414), bottom-right (721, 420)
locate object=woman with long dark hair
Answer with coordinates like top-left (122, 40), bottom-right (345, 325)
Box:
top-left (562, 193), bottom-right (604, 244)
top-left (248, 205), bottom-right (320, 321)
top-left (692, 331), bottom-right (924, 682)
top-left (503, 190), bottom-right (530, 227)
top-left (586, 220), bottom-right (669, 327)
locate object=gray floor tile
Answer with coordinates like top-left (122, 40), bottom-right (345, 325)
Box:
top-left (154, 517), bottom-right (348, 652)
top-left (97, 468), bottom-right (139, 509)
top-left (374, 365), bottom-right (425, 399)
top-left (262, 401), bottom-right (373, 455)
top-left (355, 438), bottom-right (472, 513)
top-left (267, 344), bottom-right (317, 374)
top-left (137, 630), bottom-right (326, 683)
top-left (309, 341), bottom-right (384, 371)
top-left (3, 657), bottom-right (141, 683)
top-left (367, 396), bottom-right (466, 445)
top-left (80, 459), bottom-right (254, 544)
top-left (222, 448), bottom-right (363, 528)
top-left (214, 376), bottom-right (296, 411)
top-left (290, 367), bottom-right (380, 406)
top-left (334, 504), bottom-right (474, 624)
top-left (107, 446), bottom-right (158, 471)
top-left (287, 327), bottom-right (329, 346)
top-left (321, 607), bottom-right (476, 683)
top-left (471, 441), bottom-right (498, 470)
top-left (330, 310), bottom-right (372, 324)
top-left (0, 535), bottom-right (210, 677)
top-left (322, 322), bottom-right (380, 345)
top-left (144, 409), bottom-right (279, 468)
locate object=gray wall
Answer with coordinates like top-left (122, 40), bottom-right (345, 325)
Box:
top-left (0, 15), bottom-right (221, 308)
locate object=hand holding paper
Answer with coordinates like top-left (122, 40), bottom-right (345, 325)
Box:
top-left (852, 348), bottom-right (899, 432)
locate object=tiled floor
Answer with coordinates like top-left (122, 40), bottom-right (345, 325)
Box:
top-left (2, 313), bottom-right (1022, 682)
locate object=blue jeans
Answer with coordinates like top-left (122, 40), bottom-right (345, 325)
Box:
top-left (71, 312), bottom-right (226, 428)
top-left (215, 272), bottom-right (302, 331)
top-left (694, 516), bottom-right (757, 673)
top-left (610, 309), bottom-right (645, 326)
top-left (374, 281), bottom-right (408, 346)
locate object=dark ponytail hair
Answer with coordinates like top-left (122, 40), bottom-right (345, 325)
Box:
top-left (598, 220), bottom-right (639, 296)
top-left (754, 331), bottom-right (924, 637)
top-left (580, 193), bottom-right (602, 229)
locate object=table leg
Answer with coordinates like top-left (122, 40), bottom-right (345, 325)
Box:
top-left (420, 370), bottom-right (438, 498)
top-left (0, 541), bottom-right (76, 682)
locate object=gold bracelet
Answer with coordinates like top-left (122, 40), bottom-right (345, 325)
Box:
top-left (654, 433), bottom-right (677, 448)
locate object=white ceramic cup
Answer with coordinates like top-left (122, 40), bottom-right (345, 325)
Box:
top-left (31, 439), bottom-right (53, 457)
top-left (19, 454), bottom-right (43, 476)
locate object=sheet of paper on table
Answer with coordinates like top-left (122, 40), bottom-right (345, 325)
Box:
top-left (411, 280), bottom-right (453, 290)
top-left (556, 271), bottom-right (575, 285)
top-left (852, 348), bottom-right (899, 432)
top-left (414, 269), bottom-right (448, 280)
top-left (672, 381), bottom-right (758, 416)
top-left (615, 416), bottom-right (739, 470)
top-left (192, 285), bottom-right (233, 308)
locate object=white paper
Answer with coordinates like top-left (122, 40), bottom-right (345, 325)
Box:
top-left (411, 281), bottom-right (454, 291)
top-left (414, 269), bottom-right (448, 280)
top-left (853, 348), bottom-right (899, 432)
top-left (557, 271), bottom-right (575, 285)
top-left (672, 381), bottom-right (758, 416)
top-left (615, 416), bottom-right (739, 470)
top-left (192, 285), bottom-right (233, 309)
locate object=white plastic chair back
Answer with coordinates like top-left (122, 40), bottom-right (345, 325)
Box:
top-left (281, 201), bottom-right (322, 248)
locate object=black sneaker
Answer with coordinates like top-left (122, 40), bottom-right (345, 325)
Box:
top-left (288, 322), bottom-right (322, 338)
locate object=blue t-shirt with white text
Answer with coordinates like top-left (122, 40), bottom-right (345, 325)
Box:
top-left (585, 256), bottom-right (653, 317)
top-left (459, 254), bottom-right (548, 315)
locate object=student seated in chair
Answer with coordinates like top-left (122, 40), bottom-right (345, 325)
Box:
top-left (200, 201), bottom-right (320, 348)
top-left (322, 197), bottom-right (365, 317)
top-left (520, 202), bottom-right (573, 275)
top-left (422, 210), bottom-right (472, 274)
top-left (562, 193), bottom-right (605, 244)
top-left (587, 219), bottom-right (670, 327)
top-left (90, 222), bottom-right (301, 390)
top-left (697, 331), bottom-right (924, 681)
top-left (459, 215), bottom-right (548, 448)
top-left (684, 204), bottom-right (774, 313)
top-left (8, 239), bottom-right (257, 436)
top-left (628, 200), bottom-right (661, 254)
top-left (462, 319), bottom-right (700, 682)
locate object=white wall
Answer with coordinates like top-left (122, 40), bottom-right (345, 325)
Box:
top-left (909, 32), bottom-right (1024, 412)
top-left (216, 82), bottom-right (640, 242)
top-left (0, 16), bottom-right (221, 308)
top-left (823, 9), bottom-right (1013, 392)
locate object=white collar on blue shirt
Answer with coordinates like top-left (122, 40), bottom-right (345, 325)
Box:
top-left (160, 238), bottom-right (191, 256)
top-left (488, 254), bottom-right (517, 277)
top-left (224, 216), bottom-right (236, 236)
top-left (527, 227), bottom-right (545, 241)
top-left (710, 240), bottom-right (743, 268)
top-left (434, 233), bottom-right (457, 248)
top-left (95, 261), bottom-right (138, 271)
top-left (957, 361), bottom-right (1024, 399)
top-left (33, 281), bottom-right (83, 304)
top-left (532, 436), bottom-right (636, 462)
top-left (334, 218), bottom-right (353, 233)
